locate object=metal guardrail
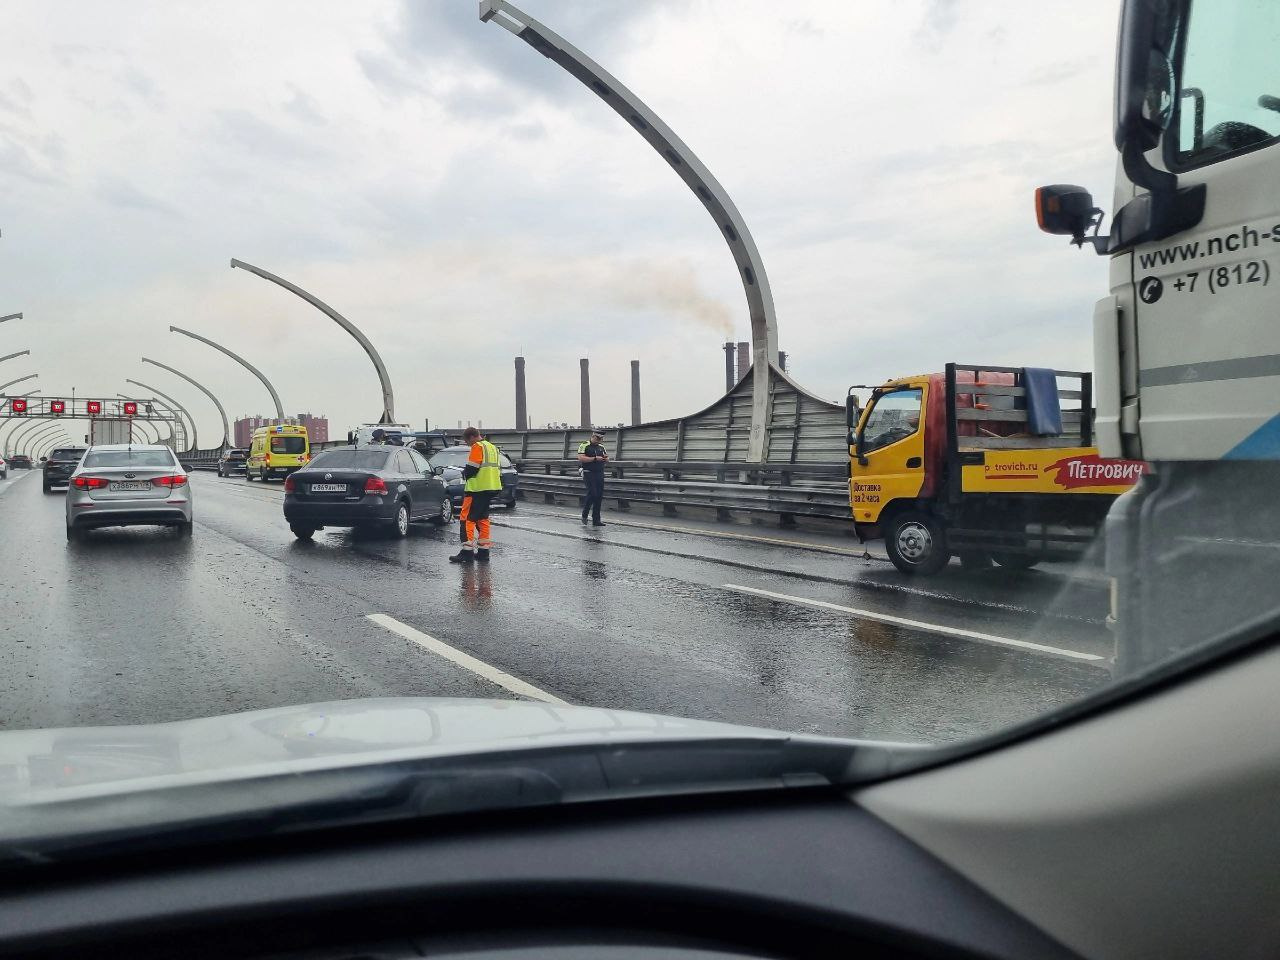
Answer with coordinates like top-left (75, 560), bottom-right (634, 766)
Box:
top-left (515, 458), bottom-right (850, 521)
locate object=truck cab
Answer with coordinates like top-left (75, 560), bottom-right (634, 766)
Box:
top-left (849, 364), bottom-right (1145, 575)
top-left (1036, 0), bottom-right (1280, 671)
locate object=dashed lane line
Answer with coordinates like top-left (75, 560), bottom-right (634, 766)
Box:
top-left (367, 613), bottom-right (567, 704)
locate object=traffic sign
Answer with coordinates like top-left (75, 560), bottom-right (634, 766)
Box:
top-left (50, 400), bottom-right (65, 415)
top-left (123, 401), bottom-right (138, 416)
top-left (11, 398), bottom-right (27, 414)
top-left (86, 400), bottom-right (101, 415)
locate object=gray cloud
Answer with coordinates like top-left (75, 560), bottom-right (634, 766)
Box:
top-left (98, 177), bottom-right (180, 217)
top-left (915, 0), bottom-right (960, 50)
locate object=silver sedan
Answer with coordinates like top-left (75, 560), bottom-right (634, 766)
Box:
top-left (65, 444), bottom-right (193, 541)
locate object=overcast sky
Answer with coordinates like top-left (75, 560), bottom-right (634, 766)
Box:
top-left (0, 0), bottom-right (1119, 442)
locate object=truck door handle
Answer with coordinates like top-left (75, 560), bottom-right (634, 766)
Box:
top-left (906, 457), bottom-right (922, 468)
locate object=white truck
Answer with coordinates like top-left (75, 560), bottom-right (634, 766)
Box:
top-left (90, 418), bottom-right (133, 446)
top-left (1037, 0), bottom-right (1280, 673)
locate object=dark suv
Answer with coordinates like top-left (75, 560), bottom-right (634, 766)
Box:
top-left (217, 448), bottom-right (248, 477)
top-left (43, 447), bottom-right (87, 493)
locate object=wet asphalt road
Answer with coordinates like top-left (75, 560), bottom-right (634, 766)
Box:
top-left (0, 468), bottom-right (1115, 743)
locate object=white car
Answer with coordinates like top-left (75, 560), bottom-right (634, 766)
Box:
top-left (0, 455), bottom-right (7, 479)
top-left (65, 444), bottom-right (193, 541)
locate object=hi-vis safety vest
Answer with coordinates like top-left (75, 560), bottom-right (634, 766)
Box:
top-left (465, 439), bottom-right (504, 493)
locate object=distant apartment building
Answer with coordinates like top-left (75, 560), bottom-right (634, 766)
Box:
top-left (234, 413), bottom-right (329, 449)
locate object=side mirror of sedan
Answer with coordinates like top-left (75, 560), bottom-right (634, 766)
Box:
top-left (431, 465), bottom-right (445, 476)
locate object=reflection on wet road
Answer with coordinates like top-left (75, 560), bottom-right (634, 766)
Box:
top-left (0, 470), bottom-right (1113, 743)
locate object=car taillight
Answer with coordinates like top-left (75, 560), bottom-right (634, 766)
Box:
top-left (284, 475), bottom-right (296, 492)
top-left (73, 476), bottom-right (109, 489)
top-left (151, 475), bottom-right (188, 488)
top-left (364, 476), bottom-right (387, 494)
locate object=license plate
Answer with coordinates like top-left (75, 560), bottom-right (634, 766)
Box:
top-left (109, 481), bottom-right (150, 492)
top-left (309, 483), bottom-right (346, 493)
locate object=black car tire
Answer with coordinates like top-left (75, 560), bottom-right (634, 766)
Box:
top-left (65, 523), bottom-right (81, 543)
top-left (290, 524), bottom-right (316, 541)
top-left (244, 470), bottom-right (254, 482)
top-left (177, 520), bottom-right (193, 538)
top-left (42, 481), bottom-right (52, 494)
top-left (431, 497), bottom-right (454, 526)
top-left (390, 501), bottom-right (410, 538)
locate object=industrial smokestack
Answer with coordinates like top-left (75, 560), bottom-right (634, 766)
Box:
top-left (630, 360), bottom-right (641, 426)
top-left (778, 351), bottom-right (788, 372)
top-left (736, 341), bottom-right (750, 382)
top-left (723, 341), bottom-right (735, 392)
top-left (514, 356), bottom-right (527, 432)
top-left (580, 358), bottom-right (591, 429)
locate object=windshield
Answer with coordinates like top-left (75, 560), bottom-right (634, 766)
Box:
top-left (270, 436), bottom-right (306, 454)
top-left (81, 450), bottom-right (177, 468)
top-left (0, 1), bottom-right (1272, 874)
top-left (48, 449), bottom-right (86, 462)
top-left (308, 450), bottom-right (390, 471)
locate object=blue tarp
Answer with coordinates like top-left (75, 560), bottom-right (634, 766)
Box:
top-left (1022, 367), bottom-right (1063, 435)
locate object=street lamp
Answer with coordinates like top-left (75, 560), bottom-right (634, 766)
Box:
top-left (169, 325), bottom-right (284, 420)
top-left (0, 313), bottom-right (21, 325)
top-left (140, 358), bottom-right (230, 450)
top-left (126, 379), bottom-right (197, 452)
top-left (11, 418), bottom-right (52, 457)
top-left (0, 349), bottom-right (31, 367)
top-left (118, 396), bottom-right (173, 446)
top-left (0, 373), bottom-right (37, 393)
top-left (22, 422), bottom-right (64, 457)
top-left (480, 0), bottom-right (779, 459)
top-left (230, 258), bottom-right (395, 423)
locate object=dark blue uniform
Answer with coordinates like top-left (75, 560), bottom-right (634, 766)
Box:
top-left (579, 440), bottom-right (607, 525)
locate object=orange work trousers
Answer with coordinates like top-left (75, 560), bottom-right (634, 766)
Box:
top-left (459, 492), bottom-right (493, 550)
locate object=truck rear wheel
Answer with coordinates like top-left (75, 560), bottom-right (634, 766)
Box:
top-left (885, 510), bottom-right (951, 575)
top-left (992, 552), bottom-right (1040, 571)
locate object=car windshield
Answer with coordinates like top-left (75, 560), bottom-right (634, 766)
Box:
top-left (308, 450), bottom-right (389, 471)
top-left (270, 436), bottom-right (306, 454)
top-left (81, 450), bottom-right (176, 468)
top-left (0, 1), bottom-right (1273, 881)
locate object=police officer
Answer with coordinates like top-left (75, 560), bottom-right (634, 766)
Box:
top-left (577, 429), bottom-right (608, 527)
top-left (450, 427), bottom-right (504, 564)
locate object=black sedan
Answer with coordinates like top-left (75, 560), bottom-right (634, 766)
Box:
top-left (283, 445), bottom-right (452, 540)
top-left (428, 445), bottom-right (519, 510)
top-left (42, 446), bottom-right (88, 493)
top-left (9, 455), bottom-right (32, 470)
top-left (217, 448), bottom-right (248, 477)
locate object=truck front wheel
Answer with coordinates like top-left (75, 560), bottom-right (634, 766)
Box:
top-left (885, 510), bottom-right (951, 575)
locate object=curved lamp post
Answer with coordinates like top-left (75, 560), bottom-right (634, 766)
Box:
top-left (24, 424), bottom-right (64, 458)
top-left (10, 418), bottom-right (51, 456)
top-left (34, 435), bottom-right (68, 460)
top-left (6, 411), bottom-right (47, 453)
top-left (118, 396), bottom-right (173, 446)
top-left (0, 392), bottom-right (42, 453)
top-left (230, 258), bottom-right (394, 423)
top-left (169, 325), bottom-right (284, 420)
top-left (0, 373), bottom-right (37, 394)
top-left (0, 350), bottom-right (31, 367)
top-left (0, 313), bottom-right (22, 325)
top-left (126, 379), bottom-right (196, 452)
top-left (140, 358), bottom-right (229, 450)
top-left (480, 0), bottom-right (779, 459)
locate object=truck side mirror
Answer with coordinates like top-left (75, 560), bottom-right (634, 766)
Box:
top-left (1035, 184), bottom-right (1100, 246)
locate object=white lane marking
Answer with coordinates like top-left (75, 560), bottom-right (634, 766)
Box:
top-left (367, 613), bottom-right (567, 704)
top-left (722, 584), bottom-right (1105, 663)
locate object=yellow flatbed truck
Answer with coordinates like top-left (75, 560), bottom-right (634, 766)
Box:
top-left (846, 363), bottom-right (1147, 574)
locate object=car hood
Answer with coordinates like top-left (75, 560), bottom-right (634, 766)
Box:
top-left (0, 698), bottom-right (860, 797)
top-left (0, 699), bottom-right (921, 865)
